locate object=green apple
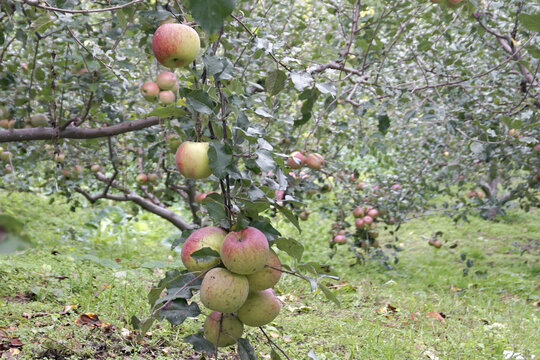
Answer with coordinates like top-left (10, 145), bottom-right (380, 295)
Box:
top-left (246, 249), bottom-right (282, 291)
top-left (200, 268), bottom-right (249, 313)
top-left (175, 142), bottom-right (212, 179)
top-left (30, 114), bottom-right (48, 127)
top-left (237, 289), bottom-right (281, 327)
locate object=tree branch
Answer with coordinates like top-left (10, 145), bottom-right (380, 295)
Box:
top-left (23, 0), bottom-right (143, 14)
top-left (0, 117), bottom-right (160, 143)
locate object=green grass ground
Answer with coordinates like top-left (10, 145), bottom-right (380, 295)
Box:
top-left (0, 191), bottom-right (538, 359)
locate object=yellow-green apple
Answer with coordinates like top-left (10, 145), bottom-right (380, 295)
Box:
top-left (299, 211), bottom-right (309, 221)
top-left (203, 312), bottom-right (244, 347)
top-left (140, 81), bottom-right (160, 101)
top-left (159, 90), bottom-right (175, 105)
top-left (353, 207), bottom-right (364, 218)
top-left (200, 267), bottom-right (249, 313)
top-left (0, 119), bottom-right (9, 129)
top-left (237, 289), bottom-right (281, 327)
top-left (148, 173), bottom-right (159, 183)
top-left (246, 249), bottom-right (282, 291)
top-left (136, 173), bottom-right (148, 185)
top-left (287, 151), bottom-right (306, 169)
top-left (220, 226), bottom-right (269, 275)
top-left (156, 71), bottom-right (177, 90)
top-left (0, 151), bottom-right (12, 161)
top-left (152, 23), bottom-right (200, 68)
top-left (30, 113), bottom-right (48, 127)
top-left (4, 164), bottom-right (12, 173)
top-left (175, 141), bottom-right (212, 179)
top-left (181, 226), bottom-right (226, 272)
top-left (91, 164), bottom-right (100, 173)
top-left (306, 153), bottom-right (324, 170)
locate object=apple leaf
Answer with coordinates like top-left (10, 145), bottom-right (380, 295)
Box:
top-left (270, 349), bottom-right (283, 360)
top-left (247, 186), bottom-right (266, 201)
top-left (237, 338), bottom-right (257, 360)
top-left (208, 142), bottom-right (233, 179)
top-left (249, 219), bottom-right (281, 241)
top-left (315, 82), bottom-right (336, 96)
top-left (290, 72), bottom-right (313, 92)
top-left (276, 205), bottom-right (301, 233)
top-left (186, 90), bottom-right (214, 115)
top-left (274, 237), bottom-right (304, 261)
top-left (184, 333), bottom-right (216, 353)
top-left (295, 88), bottom-right (319, 127)
top-left (266, 69), bottom-right (287, 96)
top-left (185, 0), bottom-right (235, 34)
top-left (378, 114), bottom-right (390, 135)
top-left (519, 13), bottom-right (540, 32)
top-left (147, 106), bottom-right (187, 118)
top-left (255, 150), bottom-right (275, 172)
top-left (159, 298), bottom-right (200, 326)
top-left (318, 281), bottom-right (340, 306)
top-left (170, 229), bottom-right (194, 250)
top-left (189, 247), bottom-right (220, 262)
top-left (202, 192), bottom-right (227, 222)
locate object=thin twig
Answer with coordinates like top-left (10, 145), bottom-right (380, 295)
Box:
top-left (23, 0), bottom-right (143, 14)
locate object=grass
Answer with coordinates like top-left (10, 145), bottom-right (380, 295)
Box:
top-left (0, 191), bottom-right (539, 359)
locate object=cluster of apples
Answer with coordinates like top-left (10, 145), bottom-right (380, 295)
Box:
top-left (0, 146), bottom-right (13, 172)
top-left (140, 71), bottom-right (179, 105)
top-left (287, 151), bottom-right (324, 170)
top-left (181, 226), bottom-right (282, 347)
top-left (353, 205), bottom-right (379, 230)
top-left (135, 172), bottom-right (160, 185)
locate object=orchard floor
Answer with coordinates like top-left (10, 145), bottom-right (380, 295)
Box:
top-left (0, 192), bottom-right (539, 360)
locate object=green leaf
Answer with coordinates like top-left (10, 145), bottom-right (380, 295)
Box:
top-left (249, 220), bottom-right (281, 241)
top-left (519, 13), bottom-right (540, 32)
top-left (255, 150), bottom-right (275, 172)
top-left (247, 186), bottom-right (266, 201)
top-left (291, 72), bottom-right (313, 91)
top-left (265, 69), bottom-right (287, 96)
top-left (318, 281), bottom-right (340, 306)
top-left (315, 82), bottom-right (336, 96)
top-left (159, 298), bottom-right (200, 325)
top-left (295, 89), bottom-right (319, 127)
top-left (186, 0), bottom-right (235, 34)
top-left (270, 349), bottom-right (283, 360)
top-left (237, 338), bottom-right (257, 360)
top-left (184, 332), bottom-right (216, 353)
top-left (186, 90), bottom-right (214, 115)
top-left (170, 229), bottom-right (194, 250)
top-left (148, 106), bottom-right (187, 118)
top-left (526, 46), bottom-right (540, 59)
top-left (276, 205), bottom-right (301, 233)
top-left (275, 238), bottom-right (304, 261)
top-left (190, 247), bottom-right (220, 262)
top-left (208, 142), bottom-right (233, 179)
top-left (202, 193), bottom-right (227, 222)
top-left (378, 114), bottom-right (390, 135)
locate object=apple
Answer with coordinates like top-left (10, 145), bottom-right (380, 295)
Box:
top-left (349, 173), bottom-right (357, 182)
top-left (287, 151), bottom-right (306, 169)
top-left (357, 182), bottom-right (367, 191)
top-left (175, 142), bottom-right (212, 179)
top-left (534, 144), bottom-right (540, 153)
top-left (363, 215), bottom-right (373, 225)
top-left (443, 151), bottom-right (450, 157)
top-left (200, 267), bottom-right (249, 313)
top-left (156, 71), bottom-right (177, 90)
top-left (30, 114), bottom-right (48, 127)
top-left (367, 209), bottom-right (379, 219)
top-left (91, 164), bottom-right (100, 173)
top-left (181, 226), bottom-right (226, 272)
top-left (140, 81), bottom-right (160, 101)
top-left (467, 191), bottom-right (476, 198)
top-left (355, 218), bottom-right (364, 228)
top-left (476, 191), bottom-right (485, 199)
top-left (337, 229), bottom-right (347, 235)
top-left (508, 129), bottom-right (516, 137)
top-left (428, 238), bottom-right (442, 248)
top-left (236, 289), bottom-right (281, 327)
top-left (299, 212), bottom-right (309, 221)
top-left (203, 312), bottom-right (244, 347)
top-left (0, 120), bottom-right (9, 129)
top-left (334, 235), bottom-right (347, 244)
top-left (391, 184), bottom-right (402, 191)
top-left (0, 151), bottom-right (12, 161)
top-left (4, 164), bottom-right (12, 173)
top-left (246, 249), bottom-right (282, 291)
top-left (220, 226), bottom-right (269, 275)
top-left (136, 173), bottom-right (148, 185)
top-left (148, 173), bottom-right (159, 183)
top-left (306, 153), bottom-right (324, 170)
top-left (159, 90), bottom-right (175, 105)
top-left (152, 23), bottom-right (200, 68)
top-left (353, 207), bottom-right (364, 218)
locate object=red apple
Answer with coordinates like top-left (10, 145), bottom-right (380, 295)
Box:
top-left (203, 312), bottom-right (244, 347)
top-left (363, 215), bottom-right (373, 225)
top-left (0, 120), bottom-right (8, 129)
top-left (159, 90), bottom-right (175, 105)
top-left (175, 141), bottom-right (212, 179)
top-left (355, 218), bottom-right (364, 228)
top-left (136, 173), bottom-right (148, 185)
top-left (334, 235), bottom-right (347, 244)
top-left (287, 151), bottom-right (306, 169)
top-left (237, 289), bottom-right (281, 327)
top-left (391, 184), bottom-right (402, 191)
top-left (367, 209), bottom-right (379, 219)
top-left (299, 212), bottom-right (309, 221)
top-left (152, 23), bottom-right (200, 68)
top-left (220, 227), bottom-right (270, 275)
top-left (148, 173), bottom-right (159, 183)
top-left (156, 71), bottom-right (177, 90)
top-left (181, 226), bottom-right (226, 272)
top-left (306, 153), bottom-right (324, 170)
top-left (353, 207), bottom-right (364, 218)
top-left (200, 268), bottom-right (249, 313)
top-left (140, 81), bottom-right (160, 101)
top-left (246, 249), bottom-right (282, 291)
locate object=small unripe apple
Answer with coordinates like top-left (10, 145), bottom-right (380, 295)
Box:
top-left (287, 151), bottom-right (306, 169)
top-left (156, 71), bottom-right (177, 90)
top-left (299, 212), bottom-right (309, 221)
top-left (0, 151), bottom-right (12, 161)
top-left (152, 23), bottom-right (200, 68)
top-left (443, 151), bottom-right (450, 157)
top-left (136, 173), bottom-right (148, 185)
top-left (306, 153), bottom-right (324, 170)
top-left (203, 312), bottom-right (244, 347)
top-left (30, 113), bottom-right (48, 127)
top-left (159, 90), bottom-right (175, 105)
top-left (140, 81), bottom-right (160, 101)
top-left (175, 142), bottom-right (212, 179)
top-left (237, 289), bottom-right (281, 327)
top-left (508, 129), bottom-right (516, 136)
top-left (200, 268), bottom-right (249, 313)
top-left (55, 153), bottom-right (65, 163)
top-left (148, 173), bottom-right (159, 183)
top-left (91, 164), bottom-right (100, 173)
top-left (4, 164), bottom-right (12, 173)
